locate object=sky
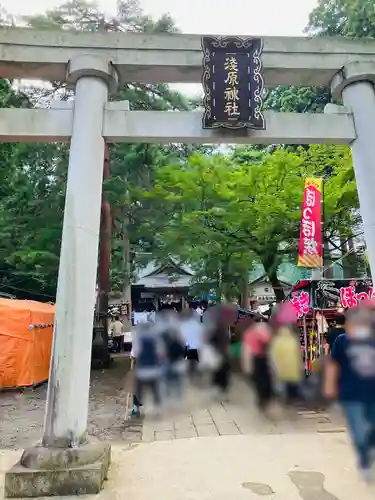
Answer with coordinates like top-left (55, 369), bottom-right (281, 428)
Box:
top-left (1, 0), bottom-right (318, 95)
top-left (2, 0), bottom-right (318, 35)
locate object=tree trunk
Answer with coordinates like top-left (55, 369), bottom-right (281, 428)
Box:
top-left (239, 275), bottom-right (249, 309)
top-left (346, 237), bottom-right (359, 278)
top-left (262, 256), bottom-right (285, 302)
top-left (323, 233), bottom-right (334, 278)
top-left (268, 272), bottom-right (285, 302)
top-left (98, 144), bottom-right (111, 318)
top-left (217, 266), bottom-right (223, 303)
top-left (93, 143), bottom-right (111, 366)
top-left (122, 217), bottom-right (132, 331)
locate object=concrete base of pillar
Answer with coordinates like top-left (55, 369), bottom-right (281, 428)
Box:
top-left (4, 441), bottom-right (111, 498)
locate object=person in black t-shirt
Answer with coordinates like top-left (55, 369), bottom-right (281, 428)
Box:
top-left (324, 307), bottom-right (375, 482)
top-left (327, 314), bottom-right (346, 353)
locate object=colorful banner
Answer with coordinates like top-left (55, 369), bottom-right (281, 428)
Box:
top-left (287, 279), bottom-right (374, 313)
top-left (297, 178), bottom-right (323, 268)
top-left (290, 291), bottom-right (311, 318)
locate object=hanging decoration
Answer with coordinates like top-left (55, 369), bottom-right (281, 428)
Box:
top-left (297, 178), bottom-right (323, 268)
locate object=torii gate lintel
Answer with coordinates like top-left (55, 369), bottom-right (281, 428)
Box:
top-left (0, 105), bottom-right (356, 145)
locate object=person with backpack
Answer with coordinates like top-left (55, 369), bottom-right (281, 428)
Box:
top-left (158, 311), bottom-right (187, 404)
top-left (131, 321), bottom-right (166, 416)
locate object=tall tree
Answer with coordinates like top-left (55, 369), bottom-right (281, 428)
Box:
top-left (144, 146), bottom-right (357, 301)
top-left (306, 0), bottom-right (375, 38)
top-left (266, 0), bottom-right (375, 116)
top-left (0, 0), bottom-right (205, 301)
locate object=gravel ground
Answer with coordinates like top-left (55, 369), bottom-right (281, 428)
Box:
top-left (0, 355), bottom-right (143, 449)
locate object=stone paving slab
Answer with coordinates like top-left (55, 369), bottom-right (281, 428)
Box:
top-left (140, 377), bottom-right (346, 443)
top-left (215, 422), bottom-right (241, 436)
top-left (154, 430), bottom-right (175, 441)
top-left (196, 424), bottom-right (219, 437)
top-left (175, 428), bottom-right (198, 439)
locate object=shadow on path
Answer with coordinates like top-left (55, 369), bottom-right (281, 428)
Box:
top-left (242, 482), bottom-right (275, 496)
top-left (288, 471), bottom-right (340, 500)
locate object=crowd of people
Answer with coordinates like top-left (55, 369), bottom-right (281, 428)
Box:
top-left (128, 303), bottom-right (306, 418)
top-left (243, 300), bottom-right (375, 483)
top-left (129, 306), bottom-right (233, 417)
top-left (125, 300), bottom-right (375, 483)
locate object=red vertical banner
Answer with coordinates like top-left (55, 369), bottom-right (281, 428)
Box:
top-left (297, 178), bottom-right (323, 268)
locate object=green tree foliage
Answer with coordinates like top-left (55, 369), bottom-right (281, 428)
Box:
top-left (0, 0), bottom-right (203, 300)
top-left (23, 0), bottom-right (190, 109)
top-left (265, 86), bottom-right (330, 114)
top-left (267, 0), bottom-right (375, 115)
top-left (0, 78), bottom-right (66, 299)
top-left (144, 145), bottom-right (357, 301)
top-left (306, 0), bottom-right (375, 38)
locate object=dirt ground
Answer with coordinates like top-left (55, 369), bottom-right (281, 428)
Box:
top-left (0, 355), bottom-right (142, 450)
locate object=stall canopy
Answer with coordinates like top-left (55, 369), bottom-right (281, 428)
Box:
top-left (286, 278), bottom-right (373, 318)
top-left (0, 298), bottom-right (55, 389)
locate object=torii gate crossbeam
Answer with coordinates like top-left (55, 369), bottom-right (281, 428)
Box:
top-left (0, 106), bottom-right (356, 144)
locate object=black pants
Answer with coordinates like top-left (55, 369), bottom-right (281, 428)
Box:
top-left (285, 383), bottom-right (300, 405)
top-left (186, 348), bottom-right (199, 378)
top-left (113, 335), bottom-right (122, 353)
top-left (212, 359), bottom-right (230, 393)
top-left (133, 394), bottom-right (142, 407)
top-left (252, 355), bottom-right (273, 410)
top-left (135, 377), bottom-right (161, 407)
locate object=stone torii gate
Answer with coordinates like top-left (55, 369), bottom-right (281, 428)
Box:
top-left (3, 28), bottom-right (375, 497)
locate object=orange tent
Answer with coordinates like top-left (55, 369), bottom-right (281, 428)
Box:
top-left (0, 298), bottom-right (55, 389)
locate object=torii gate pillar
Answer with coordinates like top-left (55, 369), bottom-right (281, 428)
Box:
top-left (5, 55), bottom-right (118, 498)
top-left (331, 62), bottom-right (375, 278)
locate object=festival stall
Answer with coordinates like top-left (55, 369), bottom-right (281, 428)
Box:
top-left (290, 176), bottom-right (373, 373)
top-left (0, 298), bottom-right (55, 389)
top-left (287, 278), bottom-right (373, 372)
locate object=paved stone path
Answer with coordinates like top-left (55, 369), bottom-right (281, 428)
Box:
top-left (0, 359), bottom-right (345, 450)
top-left (2, 374), bottom-right (372, 500)
top-left (141, 376), bottom-right (346, 442)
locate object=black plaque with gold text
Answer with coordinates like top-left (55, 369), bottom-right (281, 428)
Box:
top-left (201, 36), bottom-right (265, 130)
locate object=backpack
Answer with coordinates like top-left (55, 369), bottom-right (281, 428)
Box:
top-left (163, 332), bottom-right (185, 363)
top-left (137, 335), bottom-right (161, 368)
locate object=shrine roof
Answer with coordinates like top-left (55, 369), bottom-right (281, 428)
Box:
top-left (132, 257), bottom-right (195, 288)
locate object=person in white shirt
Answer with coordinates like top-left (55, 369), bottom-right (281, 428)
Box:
top-left (110, 316), bottom-right (123, 352)
top-left (196, 306), bottom-right (204, 316)
top-left (180, 310), bottom-right (204, 380)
